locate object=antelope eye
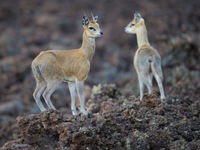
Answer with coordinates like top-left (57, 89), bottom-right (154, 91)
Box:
top-left (130, 24), bottom-right (135, 27)
top-left (89, 27), bottom-right (96, 31)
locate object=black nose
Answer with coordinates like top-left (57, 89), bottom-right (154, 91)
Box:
top-left (100, 31), bottom-right (103, 35)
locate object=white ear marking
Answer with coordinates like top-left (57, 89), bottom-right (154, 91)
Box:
top-left (82, 16), bottom-right (89, 26)
top-left (134, 12), bottom-right (142, 22)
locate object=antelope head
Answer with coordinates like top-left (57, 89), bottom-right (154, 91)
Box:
top-left (82, 15), bottom-right (103, 38)
top-left (125, 12), bottom-right (145, 34)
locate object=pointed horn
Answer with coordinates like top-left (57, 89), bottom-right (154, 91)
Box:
top-left (91, 12), bottom-right (95, 21)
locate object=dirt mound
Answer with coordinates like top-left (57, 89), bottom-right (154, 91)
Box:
top-left (0, 120), bottom-right (19, 147)
top-left (1, 85), bottom-right (200, 150)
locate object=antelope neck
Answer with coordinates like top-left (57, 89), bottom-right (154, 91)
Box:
top-left (136, 24), bottom-right (150, 49)
top-left (81, 31), bottom-right (96, 61)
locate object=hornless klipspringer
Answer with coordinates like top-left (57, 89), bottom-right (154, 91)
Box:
top-left (32, 15), bottom-right (103, 115)
top-left (125, 12), bottom-right (165, 101)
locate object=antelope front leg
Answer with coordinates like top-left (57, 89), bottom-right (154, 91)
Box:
top-left (68, 82), bottom-right (77, 116)
top-left (147, 73), bottom-right (153, 94)
top-left (138, 75), bottom-right (144, 101)
top-left (75, 79), bottom-right (88, 116)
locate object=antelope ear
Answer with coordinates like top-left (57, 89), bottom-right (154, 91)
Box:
top-left (82, 16), bottom-right (89, 26)
top-left (134, 12), bottom-right (142, 23)
top-left (93, 15), bottom-right (98, 22)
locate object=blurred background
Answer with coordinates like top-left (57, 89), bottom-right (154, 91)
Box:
top-left (0, 0), bottom-right (200, 145)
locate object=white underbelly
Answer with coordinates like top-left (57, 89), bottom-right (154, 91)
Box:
top-left (63, 76), bottom-right (76, 82)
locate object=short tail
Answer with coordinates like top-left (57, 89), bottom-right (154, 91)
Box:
top-left (148, 57), bottom-right (152, 63)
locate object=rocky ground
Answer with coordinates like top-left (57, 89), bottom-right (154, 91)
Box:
top-left (0, 0), bottom-right (200, 149)
top-left (1, 83), bottom-right (200, 150)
